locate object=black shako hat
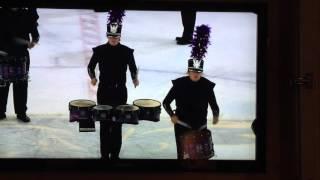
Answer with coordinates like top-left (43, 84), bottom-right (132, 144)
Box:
top-left (106, 10), bottom-right (125, 37)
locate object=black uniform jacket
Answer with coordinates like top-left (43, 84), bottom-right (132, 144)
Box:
top-left (87, 43), bottom-right (138, 86)
top-left (163, 76), bottom-right (219, 129)
top-left (0, 8), bottom-right (39, 56)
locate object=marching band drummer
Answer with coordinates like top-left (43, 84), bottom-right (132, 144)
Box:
top-left (87, 10), bottom-right (139, 160)
top-left (162, 25), bottom-right (220, 159)
top-left (0, 7), bottom-right (39, 122)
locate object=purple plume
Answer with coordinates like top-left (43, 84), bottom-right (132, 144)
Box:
top-left (107, 10), bottom-right (125, 24)
top-left (190, 24), bottom-right (211, 60)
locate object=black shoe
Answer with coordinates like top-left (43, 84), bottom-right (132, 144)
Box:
top-left (17, 114), bottom-right (31, 122)
top-left (0, 113), bottom-right (6, 120)
top-left (176, 38), bottom-right (192, 45)
top-left (176, 36), bottom-right (183, 41)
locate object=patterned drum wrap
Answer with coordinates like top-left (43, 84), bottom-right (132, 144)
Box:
top-left (68, 99), bottom-right (96, 132)
top-left (179, 129), bottom-right (214, 160)
top-left (92, 105), bottom-right (113, 122)
top-left (0, 56), bottom-right (28, 82)
top-left (114, 105), bottom-right (139, 125)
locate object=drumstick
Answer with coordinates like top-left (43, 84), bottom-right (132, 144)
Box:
top-left (176, 120), bottom-right (207, 131)
top-left (198, 124), bottom-right (207, 131)
top-left (0, 50), bottom-right (8, 56)
top-left (176, 120), bottom-right (192, 129)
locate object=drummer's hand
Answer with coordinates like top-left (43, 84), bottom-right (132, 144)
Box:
top-left (171, 115), bottom-right (179, 124)
top-left (91, 78), bottom-right (97, 86)
top-left (213, 116), bottom-right (219, 125)
top-left (28, 42), bottom-right (36, 49)
top-left (133, 78), bottom-right (139, 88)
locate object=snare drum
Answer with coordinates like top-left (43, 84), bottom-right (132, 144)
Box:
top-left (133, 99), bottom-right (161, 122)
top-left (68, 99), bottom-right (96, 132)
top-left (114, 105), bottom-right (139, 125)
top-left (92, 105), bottom-right (113, 122)
top-left (0, 56), bottom-right (28, 82)
top-left (179, 129), bottom-right (214, 160)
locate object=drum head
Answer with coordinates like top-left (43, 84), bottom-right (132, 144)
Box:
top-left (133, 99), bottom-right (161, 108)
top-left (116, 105), bottom-right (139, 111)
top-left (93, 105), bottom-right (113, 110)
top-left (69, 99), bottom-right (96, 108)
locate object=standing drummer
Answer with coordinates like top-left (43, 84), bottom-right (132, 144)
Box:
top-left (163, 25), bottom-right (219, 159)
top-left (87, 10), bottom-right (139, 160)
top-left (0, 7), bottom-right (39, 122)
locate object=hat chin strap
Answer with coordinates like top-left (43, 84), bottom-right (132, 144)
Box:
top-left (106, 32), bottom-right (121, 37)
top-left (188, 68), bottom-right (203, 73)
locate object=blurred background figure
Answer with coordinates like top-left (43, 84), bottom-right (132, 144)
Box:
top-left (0, 7), bottom-right (40, 122)
top-left (176, 10), bottom-right (196, 45)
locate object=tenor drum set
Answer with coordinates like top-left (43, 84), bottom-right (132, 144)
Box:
top-left (68, 98), bottom-right (214, 159)
top-left (68, 99), bottom-right (162, 132)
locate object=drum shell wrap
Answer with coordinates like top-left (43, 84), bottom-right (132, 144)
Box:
top-left (179, 129), bottom-right (214, 160)
top-left (133, 99), bottom-right (161, 122)
top-left (92, 105), bottom-right (113, 122)
top-left (137, 106), bottom-right (161, 122)
top-left (69, 100), bottom-right (96, 132)
top-left (0, 56), bottom-right (28, 82)
top-left (68, 100), bottom-right (96, 122)
top-left (114, 105), bottom-right (139, 125)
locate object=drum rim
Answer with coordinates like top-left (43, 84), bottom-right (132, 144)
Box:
top-left (133, 99), bottom-right (161, 107)
top-left (69, 99), bottom-right (96, 107)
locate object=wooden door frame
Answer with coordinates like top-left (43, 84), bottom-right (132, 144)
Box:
top-left (299, 0), bottom-right (320, 180)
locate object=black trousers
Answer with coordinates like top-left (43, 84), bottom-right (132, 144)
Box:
top-left (97, 83), bottom-right (127, 159)
top-left (181, 10), bottom-right (196, 40)
top-left (0, 81), bottom-right (28, 115)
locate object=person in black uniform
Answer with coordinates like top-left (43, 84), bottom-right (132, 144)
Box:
top-left (163, 25), bottom-right (219, 159)
top-left (87, 10), bottom-right (139, 160)
top-left (176, 10), bottom-right (196, 45)
top-left (0, 7), bottom-right (39, 122)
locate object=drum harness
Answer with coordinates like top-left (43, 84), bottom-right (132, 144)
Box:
top-left (176, 120), bottom-right (207, 131)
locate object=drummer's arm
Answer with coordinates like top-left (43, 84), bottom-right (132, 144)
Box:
top-left (30, 19), bottom-right (39, 43)
top-left (28, 8), bottom-right (40, 48)
top-left (208, 88), bottom-right (219, 125)
top-left (30, 26), bottom-right (39, 44)
top-left (163, 86), bottom-right (176, 117)
top-left (128, 48), bottom-right (139, 87)
top-left (87, 49), bottom-right (99, 80)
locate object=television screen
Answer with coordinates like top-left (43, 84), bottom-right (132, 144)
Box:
top-left (0, 2), bottom-right (266, 172)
